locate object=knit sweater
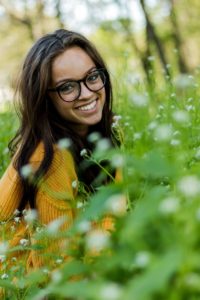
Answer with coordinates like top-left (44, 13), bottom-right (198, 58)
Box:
top-left (0, 143), bottom-right (119, 271)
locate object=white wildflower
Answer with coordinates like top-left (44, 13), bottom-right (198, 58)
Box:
top-left (77, 220), bottom-right (91, 233)
top-left (0, 242), bottom-right (8, 255)
top-left (155, 114), bottom-right (161, 119)
top-left (57, 138), bottom-right (71, 149)
top-left (170, 139), bottom-right (180, 146)
top-left (86, 229), bottom-right (110, 252)
top-left (178, 175), bottom-right (200, 197)
top-left (159, 105), bottom-right (164, 110)
top-left (105, 194), bottom-right (127, 217)
top-left (87, 132), bottom-right (101, 143)
top-left (24, 209), bottom-right (38, 224)
top-left (174, 74), bottom-right (194, 89)
top-left (172, 110), bottom-right (190, 123)
top-left (96, 138), bottom-right (111, 152)
top-left (80, 148), bottom-right (87, 157)
top-left (46, 217), bottom-right (66, 235)
top-left (14, 217), bottom-right (20, 223)
top-left (36, 226), bottom-right (44, 233)
top-left (134, 251), bottom-right (150, 268)
top-left (22, 209), bottom-right (27, 215)
top-left (147, 55), bottom-right (155, 61)
top-left (111, 154), bottom-right (124, 168)
top-left (186, 105), bottom-right (195, 112)
top-left (133, 132), bottom-right (142, 140)
top-left (72, 180), bottom-right (78, 189)
top-left (159, 197), bottom-right (180, 214)
top-left (42, 268), bottom-right (49, 274)
top-left (100, 283), bottom-right (122, 300)
top-left (51, 270), bottom-right (62, 283)
top-left (171, 93), bottom-right (176, 97)
top-left (113, 115), bottom-right (122, 122)
top-left (154, 124), bottom-right (172, 141)
top-left (55, 258), bottom-right (63, 264)
top-left (112, 115), bottom-right (122, 128)
top-left (112, 122), bottom-right (118, 128)
top-left (1, 273), bottom-right (9, 280)
top-left (173, 130), bottom-right (180, 136)
top-left (20, 239), bottom-right (29, 247)
top-left (3, 147), bottom-right (9, 154)
top-left (0, 255), bottom-right (6, 262)
top-left (131, 93), bottom-right (148, 107)
top-left (11, 225), bottom-right (15, 232)
top-left (76, 201), bottom-right (84, 209)
top-left (14, 209), bottom-right (20, 216)
top-left (20, 164), bottom-right (33, 178)
top-left (11, 257), bottom-right (17, 262)
top-left (148, 121), bottom-right (158, 130)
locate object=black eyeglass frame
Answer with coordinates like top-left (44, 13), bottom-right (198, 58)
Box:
top-left (48, 68), bottom-right (107, 102)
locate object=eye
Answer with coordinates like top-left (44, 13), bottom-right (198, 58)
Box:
top-left (58, 81), bottom-right (77, 94)
top-left (87, 71), bottom-right (100, 83)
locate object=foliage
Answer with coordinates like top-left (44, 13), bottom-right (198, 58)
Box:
top-left (0, 0), bottom-right (200, 87)
top-left (1, 64), bottom-right (200, 299)
top-left (0, 108), bottom-right (17, 176)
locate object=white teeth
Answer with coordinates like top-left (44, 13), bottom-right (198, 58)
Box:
top-left (78, 100), bottom-right (96, 111)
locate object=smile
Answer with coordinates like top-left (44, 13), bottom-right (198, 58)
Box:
top-left (77, 100), bottom-right (97, 111)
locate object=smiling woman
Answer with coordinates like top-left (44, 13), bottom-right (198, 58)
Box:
top-left (0, 29), bottom-right (121, 272)
top-left (48, 47), bottom-right (106, 136)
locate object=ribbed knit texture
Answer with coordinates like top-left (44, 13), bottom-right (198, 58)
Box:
top-left (0, 143), bottom-right (115, 271)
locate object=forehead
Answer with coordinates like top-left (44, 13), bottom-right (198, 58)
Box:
top-left (51, 46), bottom-right (95, 84)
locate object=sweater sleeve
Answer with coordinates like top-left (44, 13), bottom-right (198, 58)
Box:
top-left (0, 162), bottom-right (23, 220)
top-left (34, 146), bottom-right (78, 226)
top-left (0, 144), bottom-right (78, 223)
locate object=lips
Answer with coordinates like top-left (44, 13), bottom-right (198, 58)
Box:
top-left (76, 99), bottom-right (97, 111)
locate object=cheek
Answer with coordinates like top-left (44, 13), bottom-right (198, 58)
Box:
top-left (51, 97), bottom-right (72, 116)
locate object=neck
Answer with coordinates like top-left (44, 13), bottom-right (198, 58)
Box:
top-left (70, 123), bottom-right (89, 138)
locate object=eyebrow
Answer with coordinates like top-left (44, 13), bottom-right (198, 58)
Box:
top-left (55, 66), bottom-right (97, 87)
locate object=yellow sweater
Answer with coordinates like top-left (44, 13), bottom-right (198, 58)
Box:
top-left (0, 143), bottom-right (115, 271)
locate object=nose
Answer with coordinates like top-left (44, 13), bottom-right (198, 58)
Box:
top-left (78, 82), bottom-right (93, 100)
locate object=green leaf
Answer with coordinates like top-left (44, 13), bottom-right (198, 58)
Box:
top-left (125, 247), bottom-right (184, 300)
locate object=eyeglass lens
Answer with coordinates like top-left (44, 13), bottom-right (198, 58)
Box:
top-left (58, 70), bottom-right (106, 102)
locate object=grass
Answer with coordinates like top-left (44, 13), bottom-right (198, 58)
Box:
top-left (1, 68), bottom-right (200, 299)
top-left (0, 109), bottom-right (18, 176)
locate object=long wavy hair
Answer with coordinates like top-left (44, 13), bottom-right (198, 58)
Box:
top-left (9, 29), bottom-right (117, 210)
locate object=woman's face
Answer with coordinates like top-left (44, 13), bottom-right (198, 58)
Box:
top-left (49, 46), bottom-right (106, 137)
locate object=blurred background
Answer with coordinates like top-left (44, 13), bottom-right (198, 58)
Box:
top-left (0, 0), bottom-right (199, 106)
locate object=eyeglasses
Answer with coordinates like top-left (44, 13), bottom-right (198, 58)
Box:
top-left (48, 69), bottom-right (106, 102)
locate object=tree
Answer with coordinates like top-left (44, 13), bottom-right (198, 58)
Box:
top-left (168, 0), bottom-right (189, 73)
top-left (0, 0), bottom-right (65, 41)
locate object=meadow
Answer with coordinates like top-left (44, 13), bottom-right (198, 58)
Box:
top-left (1, 67), bottom-right (200, 299)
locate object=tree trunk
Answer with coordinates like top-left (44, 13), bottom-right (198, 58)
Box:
top-left (55, 0), bottom-right (65, 28)
top-left (168, 0), bottom-right (189, 73)
top-left (139, 0), bottom-right (170, 78)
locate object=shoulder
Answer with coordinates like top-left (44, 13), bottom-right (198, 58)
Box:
top-left (30, 142), bottom-right (76, 175)
top-left (30, 142), bottom-right (74, 163)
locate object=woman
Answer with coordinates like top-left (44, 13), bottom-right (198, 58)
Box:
top-left (0, 29), bottom-right (122, 271)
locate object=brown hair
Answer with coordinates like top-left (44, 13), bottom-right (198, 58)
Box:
top-left (9, 29), bottom-right (117, 210)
